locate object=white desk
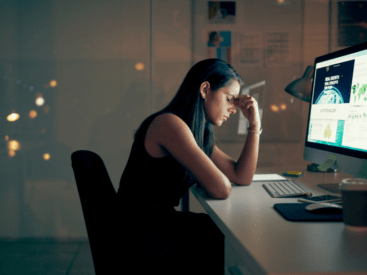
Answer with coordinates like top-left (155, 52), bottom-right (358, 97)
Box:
top-left (190, 166), bottom-right (367, 275)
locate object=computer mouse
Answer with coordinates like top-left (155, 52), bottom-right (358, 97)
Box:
top-left (305, 202), bottom-right (343, 213)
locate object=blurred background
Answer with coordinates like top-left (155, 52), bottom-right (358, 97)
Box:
top-left (1, 0), bottom-right (366, 239)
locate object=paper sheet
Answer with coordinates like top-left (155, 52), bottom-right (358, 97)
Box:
top-left (252, 174), bottom-right (287, 181)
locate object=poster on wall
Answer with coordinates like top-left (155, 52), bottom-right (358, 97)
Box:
top-left (265, 32), bottom-right (290, 67)
top-left (207, 31), bottom-right (232, 64)
top-left (208, 1), bottom-right (236, 24)
top-left (338, 1), bottom-right (367, 47)
top-left (238, 32), bottom-right (263, 67)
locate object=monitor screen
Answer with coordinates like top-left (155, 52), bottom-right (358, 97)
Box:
top-left (304, 41), bottom-right (367, 177)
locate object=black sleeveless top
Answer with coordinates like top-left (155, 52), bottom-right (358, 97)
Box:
top-left (115, 112), bottom-right (224, 274)
top-left (116, 112), bottom-right (197, 213)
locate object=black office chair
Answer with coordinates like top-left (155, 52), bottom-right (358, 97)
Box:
top-left (71, 150), bottom-right (119, 274)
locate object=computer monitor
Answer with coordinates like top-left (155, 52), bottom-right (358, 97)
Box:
top-left (304, 41), bottom-right (367, 177)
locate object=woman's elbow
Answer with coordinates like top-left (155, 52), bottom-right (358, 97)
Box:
top-left (214, 192), bottom-right (230, 200)
top-left (234, 180), bottom-right (252, 186)
top-left (219, 185), bottom-right (232, 199)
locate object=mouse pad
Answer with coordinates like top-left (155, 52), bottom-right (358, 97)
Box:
top-left (274, 203), bottom-right (343, 222)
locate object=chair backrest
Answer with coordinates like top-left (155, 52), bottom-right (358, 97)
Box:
top-left (71, 150), bottom-right (118, 274)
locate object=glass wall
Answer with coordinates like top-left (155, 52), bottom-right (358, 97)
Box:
top-left (0, 0), bottom-right (336, 238)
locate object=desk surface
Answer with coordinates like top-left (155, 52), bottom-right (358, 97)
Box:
top-left (190, 166), bottom-right (367, 275)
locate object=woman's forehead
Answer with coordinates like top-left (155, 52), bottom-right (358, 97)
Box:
top-left (222, 82), bottom-right (240, 96)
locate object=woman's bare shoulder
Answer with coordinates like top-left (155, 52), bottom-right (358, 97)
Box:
top-left (146, 113), bottom-right (187, 146)
top-left (151, 113), bottom-right (187, 132)
top-left (148, 112), bottom-right (231, 199)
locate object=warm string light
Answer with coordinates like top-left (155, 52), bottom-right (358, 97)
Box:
top-left (36, 97), bottom-right (45, 106)
top-left (270, 105), bottom-right (279, 112)
top-left (29, 110), bottom-right (37, 119)
top-left (135, 62), bottom-right (145, 71)
top-left (35, 92), bottom-right (45, 106)
top-left (7, 113), bottom-right (19, 122)
top-left (43, 153), bottom-right (51, 161)
top-left (270, 104), bottom-right (288, 112)
top-left (1, 74), bottom-right (57, 158)
top-left (8, 140), bottom-right (20, 151)
top-left (49, 80), bottom-right (57, 87)
top-left (3, 76), bottom-right (54, 121)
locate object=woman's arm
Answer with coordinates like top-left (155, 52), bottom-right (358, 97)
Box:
top-left (211, 95), bottom-right (261, 186)
top-left (150, 113), bottom-right (232, 199)
top-left (210, 127), bottom-right (259, 186)
top-left (235, 125), bottom-right (260, 185)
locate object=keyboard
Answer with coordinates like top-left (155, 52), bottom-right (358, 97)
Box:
top-left (262, 180), bottom-right (312, 198)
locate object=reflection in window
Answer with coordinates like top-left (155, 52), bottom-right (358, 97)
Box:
top-left (49, 80), bottom-right (57, 87)
top-left (7, 113), bottom-right (19, 122)
top-left (8, 140), bottom-right (20, 151)
top-left (135, 62), bottom-right (145, 71)
top-left (43, 153), bottom-right (51, 161)
top-left (36, 97), bottom-right (45, 106)
top-left (270, 105), bottom-right (279, 112)
top-left (29, 110), bottom-right (37, 119)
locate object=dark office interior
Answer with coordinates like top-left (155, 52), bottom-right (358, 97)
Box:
top-left (1, 0), bottom-right (367, 274)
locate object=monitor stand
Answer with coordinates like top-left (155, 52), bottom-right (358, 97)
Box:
top-left (306, 163), bottom-right (341, 194)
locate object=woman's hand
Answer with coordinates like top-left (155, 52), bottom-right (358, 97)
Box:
top-left (234, 95), bottom-right (261, 129)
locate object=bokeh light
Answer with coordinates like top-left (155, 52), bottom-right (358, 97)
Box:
top-left (41, 129), bottom-right (46, 133)
top-left (8, 150), bottom-right (15, 157)
top-left (5, 135), bottom-right (9, 141)
top-left (135, 63), bottom-right (145, 71)
top-left (8, 140), bottom-right (20, 151)
top-left (7, 113), bottom-right (19, 122)
top-left (43, 153), bottom-right (51, 161)
top-left (280, 104), bottom-right (287, 111)
top-left (270, 105), bottom-right (279, 112)
top-left (36, 97), bottom-right (45, 106)
top-left (49, 80), bottom-right (57, 87)
top-left (29, 110), bottom-right (37, 119)
top-left (277, 0), bottom-right (285, 3)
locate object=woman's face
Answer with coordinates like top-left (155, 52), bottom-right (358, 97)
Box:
top-left (201, 80), bottom-right (240, 126)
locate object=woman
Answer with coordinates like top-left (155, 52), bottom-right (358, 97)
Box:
top-left (116, 58), bottom-right (261, 274)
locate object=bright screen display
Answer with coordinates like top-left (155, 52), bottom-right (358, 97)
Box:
top-left (307, 48), bottom-right (367, 154)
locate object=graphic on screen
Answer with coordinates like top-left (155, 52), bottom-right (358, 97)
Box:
top-left (351, 83), bottom-right (367, 103)
top-left (324, 124), bottom-right (332, 139)
top-left (307, 51), bottom-right (367, 153)
top-left (312, 60), bottom-right (354, 105)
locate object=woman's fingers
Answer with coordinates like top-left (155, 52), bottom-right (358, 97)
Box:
top-left (235, 95), bottom-right (257, 110)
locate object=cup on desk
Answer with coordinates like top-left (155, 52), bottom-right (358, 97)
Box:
top-left (339, 178), bottom-right (367, 231)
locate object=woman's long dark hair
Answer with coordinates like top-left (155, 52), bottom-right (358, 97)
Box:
top-left (134, 58), bottom-right (243, 158)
